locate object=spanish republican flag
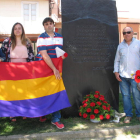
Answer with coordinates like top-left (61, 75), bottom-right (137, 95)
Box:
top-left (0, 57), bottom-right (71, 117)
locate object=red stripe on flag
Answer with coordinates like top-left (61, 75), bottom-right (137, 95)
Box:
top-left (0, 57), bottom-right (63, 81)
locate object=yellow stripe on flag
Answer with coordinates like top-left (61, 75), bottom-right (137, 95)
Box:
top-left (0, 74), bottom-right (65, 101)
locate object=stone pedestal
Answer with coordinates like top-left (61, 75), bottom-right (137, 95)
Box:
top-left (61, 0), bottom-right (119, 117)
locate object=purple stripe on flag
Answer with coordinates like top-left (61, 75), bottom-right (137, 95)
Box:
top-left (0, 90), bottom-right (71, 117)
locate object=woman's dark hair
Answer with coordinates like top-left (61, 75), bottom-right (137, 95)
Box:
top-left (42, 17), bottom-right (54, 26)
top-left (11, 22), bottom-right (27, 50)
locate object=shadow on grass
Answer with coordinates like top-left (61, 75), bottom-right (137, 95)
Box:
top-left (0, 93), bottom-right (139, 136)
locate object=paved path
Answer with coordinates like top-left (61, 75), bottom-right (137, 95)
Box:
top-left (0, 125), bottom-right (140, 140)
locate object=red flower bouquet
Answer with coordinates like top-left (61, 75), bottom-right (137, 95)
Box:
top-left (79, 91), bottom-right (113, 121)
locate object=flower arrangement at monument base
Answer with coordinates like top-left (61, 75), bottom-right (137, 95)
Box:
top-left (79, 91), bottom-right (114, 123)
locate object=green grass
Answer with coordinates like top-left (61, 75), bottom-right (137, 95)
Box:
top-left (0, 93), bottom-right (139, 136)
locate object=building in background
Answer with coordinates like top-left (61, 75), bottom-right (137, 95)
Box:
top-left (0, 0), bottom-right (140, 43)
top-left (116, 0), bottom-right (140, 42)
top-left (49, 0), bottom-right (62, 33)
top-left (0, 0), bottom-right (50, 35)
top-left (51, 0), bottom-right (140, 43)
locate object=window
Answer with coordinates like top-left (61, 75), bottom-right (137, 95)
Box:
top-left (22, 2), bottom-right (38, 21)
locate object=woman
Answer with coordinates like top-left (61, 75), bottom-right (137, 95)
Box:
top-left (1, 22), bottom-right (34, 62)
top-left (1, 22), bottom-right (34, 121)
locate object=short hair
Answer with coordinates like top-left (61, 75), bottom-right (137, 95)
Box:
top-left (42, 17), bottom-right (54, 26)
top-left (123, 27), bottom-right (133, 32)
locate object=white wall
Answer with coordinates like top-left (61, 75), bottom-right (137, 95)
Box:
top-left (0, 0), bottom-right (49, 34)
top-left (116, 0), bottom-right (140, 19)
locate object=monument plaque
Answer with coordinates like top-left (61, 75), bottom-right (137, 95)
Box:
top-left (61, 0), bottom-right (119, 117)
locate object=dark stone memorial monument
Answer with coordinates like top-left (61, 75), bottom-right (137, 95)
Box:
top-left (61, 0), bottom-right (119, 117)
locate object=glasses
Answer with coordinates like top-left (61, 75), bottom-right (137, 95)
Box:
top-left (123, 31), bottom-right (131, 35)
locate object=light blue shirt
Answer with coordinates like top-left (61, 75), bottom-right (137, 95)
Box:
top-left (114, 38), bottom-right (140, 78)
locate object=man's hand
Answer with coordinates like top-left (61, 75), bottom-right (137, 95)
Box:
top-left (115, 72), bottom-right (122, 82)
top-left (40, 50), bottom-right (61, 80)
top-left (61, 52), bottom-right (68, 59)
top-left (53, 69), bottom-right (61, 80)
top-left (61, 55), bottom-right (66, 59)
top-left (0, 59), bottom-right (2, 62)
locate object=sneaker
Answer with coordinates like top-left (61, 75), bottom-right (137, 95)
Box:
top-left (114, 111), bottom-right (126, 118)
top-left (124, 116), bottom-right (131, 123)
top-left (39, 116), bottom-right (46, 122)
top-left (51, 121), bottom-right (64, 129)
top-left (10, 117), bottom-right (16, 122)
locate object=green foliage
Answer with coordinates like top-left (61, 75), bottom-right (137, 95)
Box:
top-left (0, 93), bottom-right (139, 136)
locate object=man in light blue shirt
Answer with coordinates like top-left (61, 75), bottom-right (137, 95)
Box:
top-left (114, 27), bottom-right (140, 123)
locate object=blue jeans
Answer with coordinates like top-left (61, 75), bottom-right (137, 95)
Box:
top-left (51, 111), bottom-right (61, 123)
top-left (119, 77), bottom-right (140, 117)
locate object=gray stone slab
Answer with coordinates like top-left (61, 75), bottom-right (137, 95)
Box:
top-left (61, 0), bottom-right (119, 117)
